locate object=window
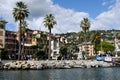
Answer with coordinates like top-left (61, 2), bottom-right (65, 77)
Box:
top-left (54, 40), bottom-right (57, 49)
top-left (0, 24), bottom-right (4, 29)
top-left (0, 31), bottom-right (3, 36)
top-left (0, 39), bottom-right (3, 44)
top-left (118, 45), bottom-right (120, 49)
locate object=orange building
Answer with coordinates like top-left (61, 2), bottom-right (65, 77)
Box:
top-left (5, 30), bottom-right (18, 59)
top-left (5, 29), bottom-right (36, 59)
top-left (0, 20), bottom-right (62, 60)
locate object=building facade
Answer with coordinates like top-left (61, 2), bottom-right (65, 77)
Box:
top-left (51, 36), bottom-right (60, 60)
top-left (0, 19), bottom-right (64, 60)
top-left (5, 30), bottom-right (18, 59)
top-left (5, 29), bottom-right (36, 59)
top-left (23, 29), bottom-right (34, 56)
top-left (78, 42), bottom-right (94, 56)
top-left (32, 30), bottom-right (61, 60)
top-left (0, 20), bottom-right (7, 48)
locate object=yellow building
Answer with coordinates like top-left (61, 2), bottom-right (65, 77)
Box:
top-left (32, 30), bottom-right (48, 46)
top-left (0, 20), bottom-right (7, 48)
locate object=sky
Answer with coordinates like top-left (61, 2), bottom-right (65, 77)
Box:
top-left (0, 0), bottom-right (120, 34)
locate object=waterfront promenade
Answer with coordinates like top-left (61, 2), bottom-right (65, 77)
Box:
top-left (0, 60), bottom-right (113, 70)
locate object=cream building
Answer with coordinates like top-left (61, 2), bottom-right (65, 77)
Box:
top-left (32, 30), bottom-right (60, 60)
top-left (0, 20), bottom-right (7, 48)
top-left (78, 42), bottom-right (94, 56)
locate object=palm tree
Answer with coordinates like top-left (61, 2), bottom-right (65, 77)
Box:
top-left (91, 32), bottom-right (100, 44)
top-left (78, 31), bottom-right (85, 43)
top-left (21, 20), bottom-right (28, 57)
top-left (80, 18), bottom-right (90, 56)
top-left (91, 32), bottom-right (101, 55)
top-left (43, 14), bottom-right (56, 60)
top-left (80, 18), bottom-right (90, 43)
top-left (13, 1), bottom-right (29, 60)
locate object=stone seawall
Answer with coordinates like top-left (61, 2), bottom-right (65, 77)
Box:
top-left (0, 60), bottom-right (113, 70)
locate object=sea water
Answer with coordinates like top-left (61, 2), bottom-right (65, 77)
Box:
top-left (0, 68), bottom-right (120, 80)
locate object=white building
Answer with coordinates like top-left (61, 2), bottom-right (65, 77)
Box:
top-left (51, 36), bottom-right (60, 60)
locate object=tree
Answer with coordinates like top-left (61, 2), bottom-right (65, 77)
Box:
top-left (0, 48), bottom-right (8, 60)
top-left (80, 18), bottom-right (90, 43)
top-left (32, 31), bottom-right (48, 52)
top-left (78, 31), bottom-right (85, 43)
top-left (21, 20), bottom-right (28, 57)
top-left (80, 18), bottom-right (90, 55)
top-left (96, 41), bottom-right (115, 53)
top-left (13, 1), bottom-right (29, 60)
top-left (60, 45), bottom-right (68, 58)
top-left (91, 32), bottom-right (101, 54)
top-left (43, 14), bottom-right (56, 60)
top-left (33, 50), bottom-right (48, 60)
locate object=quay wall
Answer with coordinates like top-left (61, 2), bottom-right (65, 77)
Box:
top-left (0, 60), bottom-right (113, 70)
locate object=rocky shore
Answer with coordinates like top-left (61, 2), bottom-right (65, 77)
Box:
top-left (0, 60), bottom-right (113, 70)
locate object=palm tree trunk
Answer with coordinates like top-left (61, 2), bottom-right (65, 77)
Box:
top-left (85, 32), bottom-right (87, 44)
top-left (84, 31), bottom-right (87, 57)
top-left (48, 29), bottom-right (51, 60)
top-left (21, 36), bottom-right (25, 59)
top-left (18, 20), bottom-right (22, 60)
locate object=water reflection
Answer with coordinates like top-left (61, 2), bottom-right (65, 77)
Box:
top-left (0, 68), bottom-right (120, 80)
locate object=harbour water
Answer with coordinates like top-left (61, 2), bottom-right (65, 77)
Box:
top-left (0, 68), bottom-right (120, 80)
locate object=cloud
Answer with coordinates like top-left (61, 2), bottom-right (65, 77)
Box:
top-left (102, 0), bottom-right (116, 9)
top-left (28, 0), bottom-right (53, 19)
top-left (91, 0), bottom-right (120, 30)
top-left (102, 1), bottom-right (107, 6)
top-left (0, 0), bottom-right (120, 33)
top-left (0, 0), bottom-right (89, 33)
top-left (27, 1), bottom-right (89, 33)
top-left (50, 5), bottom-right (89, 33)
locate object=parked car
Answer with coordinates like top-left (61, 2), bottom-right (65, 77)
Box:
top-left (96, 54), bottom-right (106, 61)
